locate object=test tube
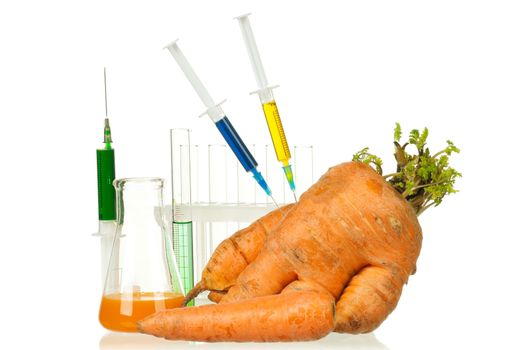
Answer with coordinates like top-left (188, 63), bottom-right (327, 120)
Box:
top-left (236, 144), bottom-right (257, 204)
top-left (225, 143), bottom-right (240, 204)
top-left (264, 144), bottom-right (289, 204)
top-left (170, 129), bottom-right (194, 300)
top-left (253, 144), bottom-right (270, 204)
top-left (294, 146), bottom-right (314, 197)
top-left (208, 145), bottom-right (227, 204)
top-left (207, 145), bottom-right (229, 257)
top-left (190, 145), bottom-right (200, 206)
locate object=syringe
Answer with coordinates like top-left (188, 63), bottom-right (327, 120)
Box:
top-left (95, 68), bottom-right (117, 287)
top-left (235, 14), bottom-right (297, 201)
top-left (165, 40), bottom-right (278, 206)
top-left (97, 68), bottom-right (116, 220)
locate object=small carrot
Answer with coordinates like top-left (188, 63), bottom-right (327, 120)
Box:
top-left (139, 281), bottom-right (335, 342)
top-left (184, 203), bottom-right (293, 305)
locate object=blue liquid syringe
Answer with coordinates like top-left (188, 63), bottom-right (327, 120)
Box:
top-left (165, 40), bottom-right (277, 206)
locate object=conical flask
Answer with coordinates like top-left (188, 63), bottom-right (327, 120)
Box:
top-left (99, 177), bottom-right (185, 332)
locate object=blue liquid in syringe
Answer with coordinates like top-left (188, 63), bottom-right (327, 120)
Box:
top-left (215, 117), bottom-right (271, 195)
top-left (216, 117), bottom-right (256, 171)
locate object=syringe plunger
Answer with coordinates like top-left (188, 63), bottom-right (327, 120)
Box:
top-left (164, 40), bottom-right (224, 122)
top-left (236, 14), bottom-right (268, 90)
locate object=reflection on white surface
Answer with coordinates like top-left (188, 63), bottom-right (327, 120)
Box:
top-left (99, 332), bottom-right (389, 349)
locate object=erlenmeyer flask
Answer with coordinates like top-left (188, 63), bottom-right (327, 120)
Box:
top-left (99, 177), bottom-right (185, 332)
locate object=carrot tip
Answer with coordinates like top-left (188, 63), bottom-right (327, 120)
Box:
top-left (183, 280), bottom-right (205, 306)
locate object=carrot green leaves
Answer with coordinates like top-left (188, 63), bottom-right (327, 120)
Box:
top-left (353, 124), bottom-right (461, 216)
top-left (352, 148), bottom-right (384, 175)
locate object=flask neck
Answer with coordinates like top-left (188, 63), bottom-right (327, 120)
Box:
top-left (114, 178), bottom-right (166, 226)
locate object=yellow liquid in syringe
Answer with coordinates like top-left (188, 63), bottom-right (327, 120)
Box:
top-left (262, 101), bottom-right (291, 163)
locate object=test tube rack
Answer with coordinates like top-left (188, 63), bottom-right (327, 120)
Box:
top-left (168, 141), bottom-right (314, 303)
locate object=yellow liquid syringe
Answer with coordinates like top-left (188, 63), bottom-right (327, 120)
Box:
top-left (262, 101), bottom-right (294, 187)
top-left (236, 13), bottom-right (297, 201)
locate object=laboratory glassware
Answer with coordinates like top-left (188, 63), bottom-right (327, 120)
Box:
top-left (170, 129), bottom-right (194, 304)
top-left (99, 177), bottom-right (185, 332)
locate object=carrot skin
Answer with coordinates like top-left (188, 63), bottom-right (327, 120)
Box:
top-left (186, 204), bottom-right (294, 303)
top-left (139, 290), bottom-right (335, 342)
top-left (207, 290), bottom-right (226, 303)
top-left (335, 265), bottom-right (405, 333)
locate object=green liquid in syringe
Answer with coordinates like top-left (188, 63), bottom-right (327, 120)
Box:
top-left (172, 221), bottom-right (194, 306)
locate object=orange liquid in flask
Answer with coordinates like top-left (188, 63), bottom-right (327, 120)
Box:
top-left (99, 292), bottom-right (184, 332)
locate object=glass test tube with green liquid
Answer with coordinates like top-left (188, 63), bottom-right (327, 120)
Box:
top-left (170, 129), bottom-right (194, 305)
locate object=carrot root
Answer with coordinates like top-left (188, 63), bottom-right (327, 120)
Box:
top-left (183, 281), bottom-right (204, 306)
top-left (138, 289), bottom-right (335, 342)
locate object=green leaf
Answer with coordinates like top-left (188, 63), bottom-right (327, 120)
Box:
top-left (394, 123), bottom-right (402, 142)
top-left (418, 127), bottom-right (429, 150)
top-left (352, 147), bottom-right (383, 175)
top-left (409, 129), bottom-right (420, 145)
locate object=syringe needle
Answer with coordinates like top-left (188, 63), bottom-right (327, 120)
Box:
top-left (103, 68), bottom-right (112, 150)
top-left (292, 190), bottom-right (298, 203)
top-left (269, 194), bottom-right (279, 208)
top-left (103, 67), bottom-right (108, 118)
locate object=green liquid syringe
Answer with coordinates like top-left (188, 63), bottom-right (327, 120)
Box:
top-left (95, 68), bottom-right (117, 286)
top-left (235, 13), bottom-right (297, 201)
top-left (97, 68), bottom-right (116, 220)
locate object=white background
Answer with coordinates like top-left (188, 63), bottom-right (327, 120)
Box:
top-left (1, 0), bottom-right (526, 349)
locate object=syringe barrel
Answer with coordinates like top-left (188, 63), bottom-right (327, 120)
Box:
top-left (215, 116), bottom-right (258, 172)
top-left (97, 148), bottom-right (116, 221)
top-left (256, 87), bottom-right (275, 104)
top-left (204, 104), bottom-right (225, 123)
top-left (237, 14), bottom-right (269, 90)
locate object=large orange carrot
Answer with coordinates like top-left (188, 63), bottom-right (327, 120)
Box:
top-left (140, 162), bottom-right (421, 339)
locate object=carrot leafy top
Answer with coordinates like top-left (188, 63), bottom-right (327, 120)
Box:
top-left (353, 123), bottom-right (461, 216)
